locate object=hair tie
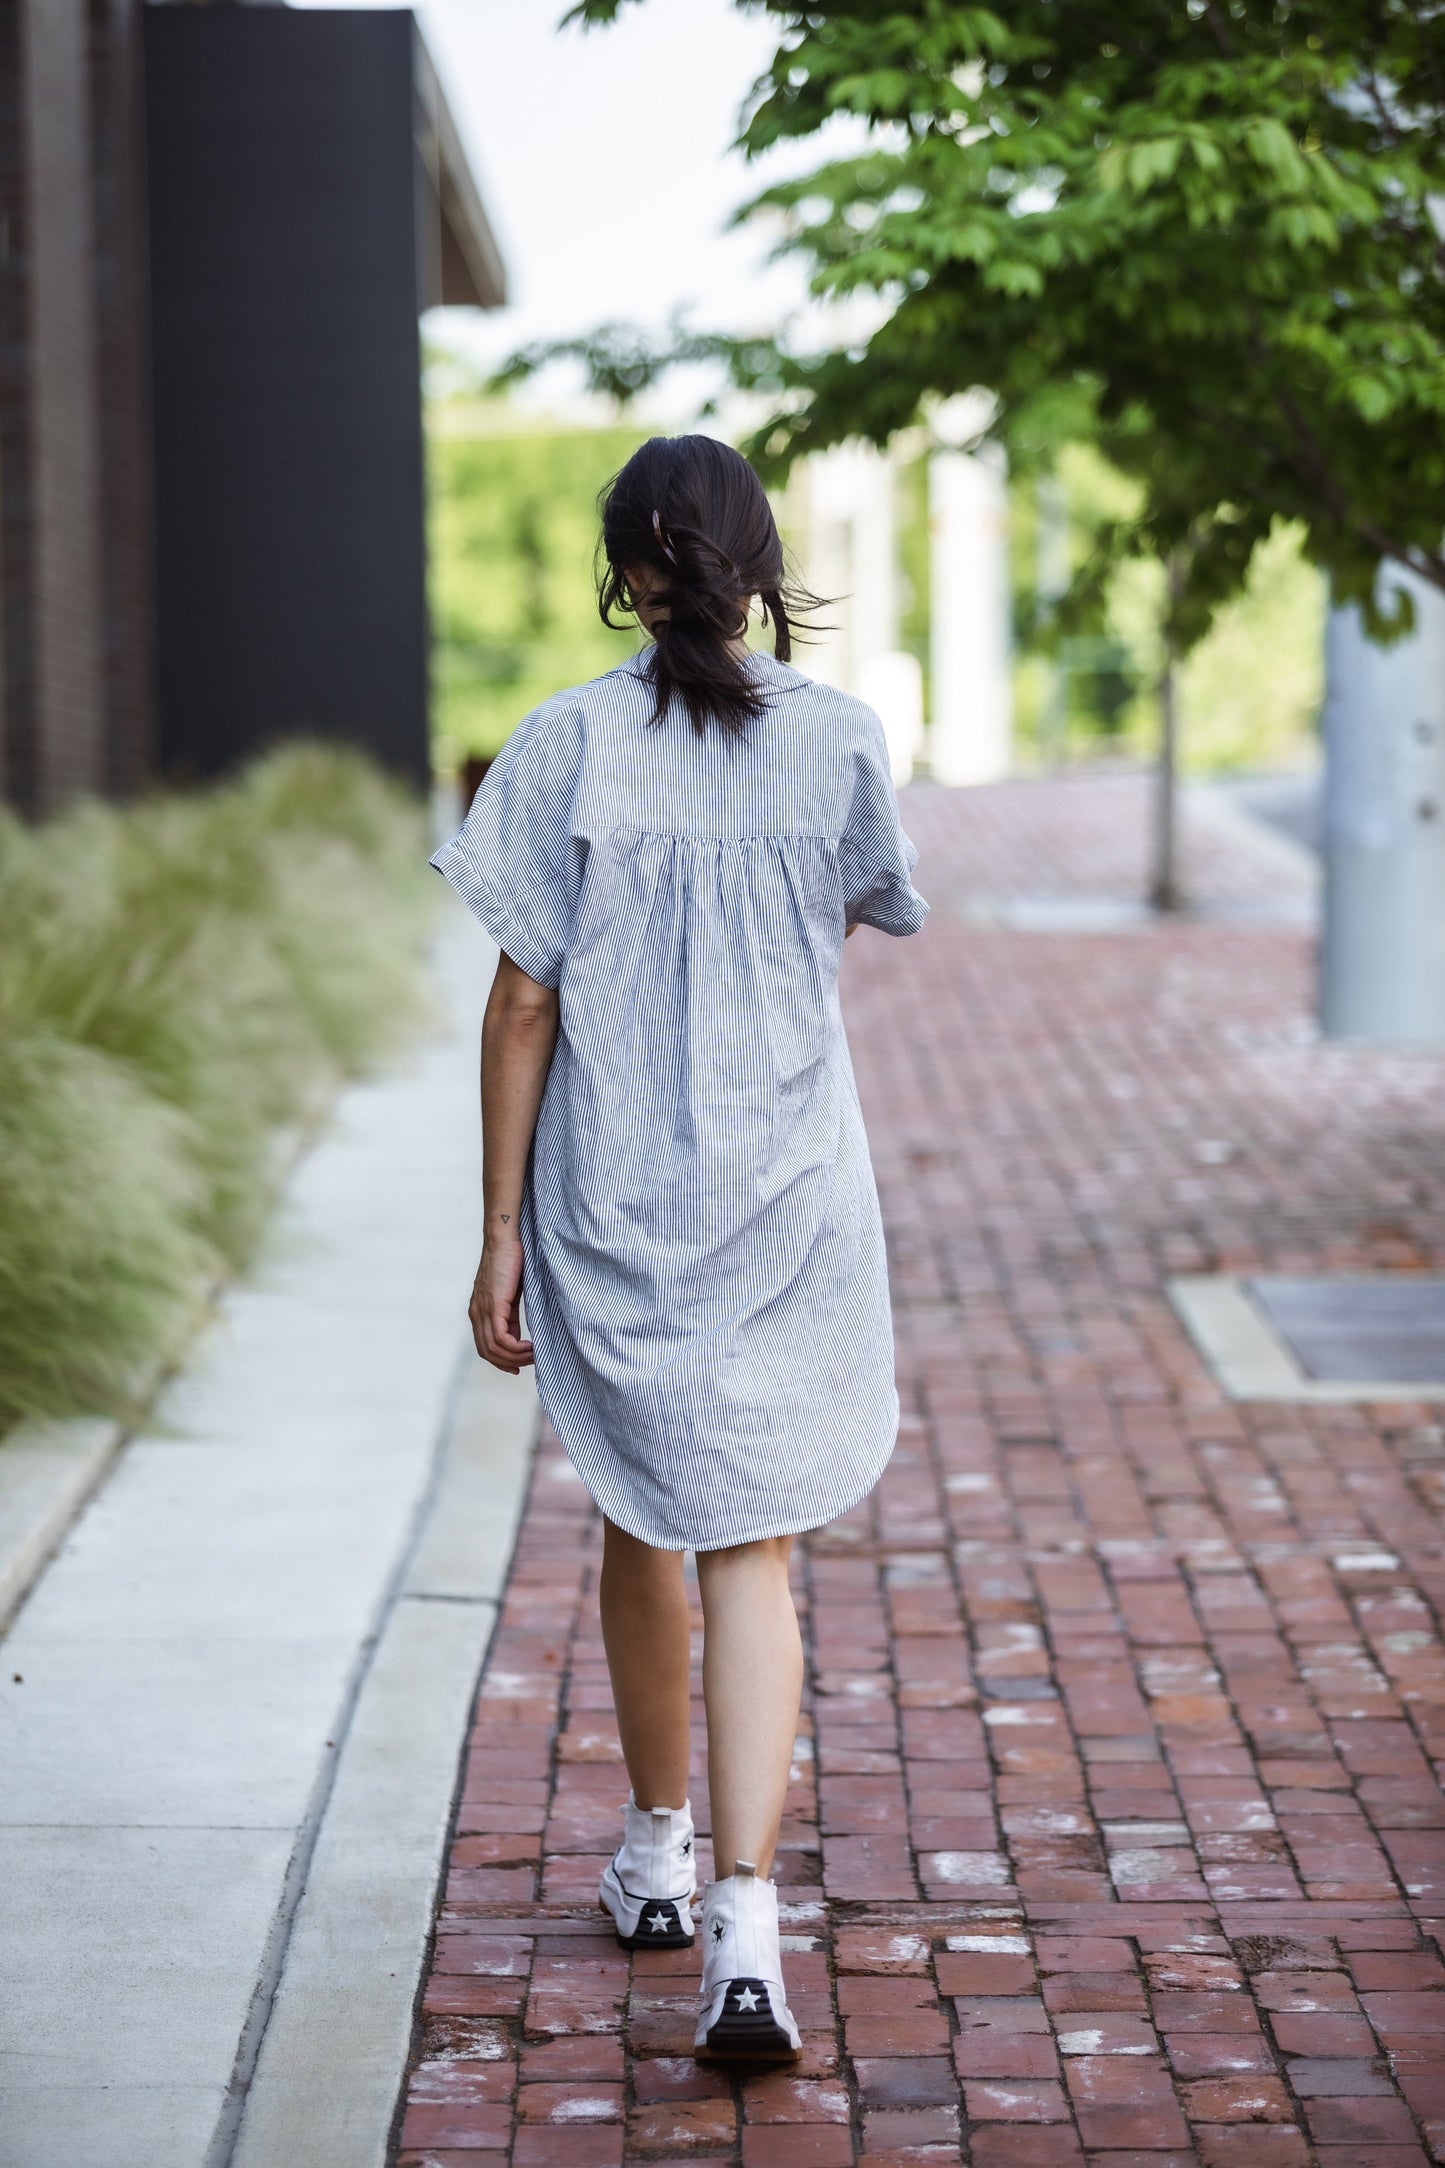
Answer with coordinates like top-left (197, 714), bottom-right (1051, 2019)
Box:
top-left (651, 509), bottom-right (678, 566)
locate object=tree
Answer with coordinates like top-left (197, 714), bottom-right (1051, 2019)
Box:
top-left (557, 0), bottom-right (1445, 655)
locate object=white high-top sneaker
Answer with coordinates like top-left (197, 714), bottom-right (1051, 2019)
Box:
top-left (694, 1862), bottom-right (801, 2059)
top-left (598, 1796), bottom-right (696, 1949)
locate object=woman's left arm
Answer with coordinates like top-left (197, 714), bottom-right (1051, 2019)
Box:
top-left (470, 951), bottom-right (560, 1373)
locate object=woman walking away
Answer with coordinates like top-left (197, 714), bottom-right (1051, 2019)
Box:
top-left (432, 435), bottom-right (927, 2061)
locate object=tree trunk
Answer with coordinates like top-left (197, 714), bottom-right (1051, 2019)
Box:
top-left (1036, 474), bottom-right (1069, 767)
top-left (1150, 559), bottom-right (1185, 912)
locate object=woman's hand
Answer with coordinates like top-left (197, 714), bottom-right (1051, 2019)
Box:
top-left (470, 1234), bottom-right (534, 1373)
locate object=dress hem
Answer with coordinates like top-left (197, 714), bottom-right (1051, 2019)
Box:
top-left (541, 1412), bottom-right (897, 1555)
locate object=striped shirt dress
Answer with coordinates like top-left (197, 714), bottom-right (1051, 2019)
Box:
top-left (431, 649), bottom-right (928, 1551)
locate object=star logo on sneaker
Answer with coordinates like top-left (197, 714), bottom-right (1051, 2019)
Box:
top-left (711, 1920), bottom-right (725, 1943)
top-left (733, 1985), bottom-right (760, 2011)
top-left (645, 1909), bottom-right (672, 1933)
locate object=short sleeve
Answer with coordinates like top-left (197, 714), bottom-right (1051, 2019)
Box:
top-left (839, 718), bottom-right (929, 936)
top-left (429, 699), bottom-right (584, 987)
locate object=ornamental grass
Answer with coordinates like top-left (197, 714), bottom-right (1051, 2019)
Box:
top-left (0, 744), bottom-right (433, 1435)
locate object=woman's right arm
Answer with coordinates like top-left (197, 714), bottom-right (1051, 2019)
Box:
top-left (469, 951), bottom-right (560, 1373)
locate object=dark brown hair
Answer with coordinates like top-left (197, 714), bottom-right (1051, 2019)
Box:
top-left (597, 434), bottom-right (817, 736)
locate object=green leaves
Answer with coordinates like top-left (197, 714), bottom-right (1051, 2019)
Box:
top-left (524, 0), bottom-right (1445, 628)
top-left (1245, 113), bottom-right (1308, 183)
top-left (1104, 134), bottom-right (1186, 191)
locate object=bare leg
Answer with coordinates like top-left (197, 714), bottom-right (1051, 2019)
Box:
top-left (599, 1518), bottom-right (692, 1810)
top-left (696, 1537), bottom-right (803, 1879)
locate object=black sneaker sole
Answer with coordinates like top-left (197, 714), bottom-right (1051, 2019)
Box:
top-left (601, 1896), bottom-right (695, 1950)
top-left (697, 1978), bottom-right (799, 2060)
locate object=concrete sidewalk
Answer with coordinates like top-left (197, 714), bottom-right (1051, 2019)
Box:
top-left (398, 772), bottom-right (1445, 2167)
top-left (0, 902), bottom-right (534, 2168)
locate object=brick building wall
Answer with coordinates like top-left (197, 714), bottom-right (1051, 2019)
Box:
top-left (0, 0), bottom-right (148, 816)
top-left (14, 0), bottom-right (105, 813)
top-left (0, 4), bottom-right (500, 815)
top-left (89, 0), bottom-right (155, 800)
top-left (0, 0), bottom-right (30, 806)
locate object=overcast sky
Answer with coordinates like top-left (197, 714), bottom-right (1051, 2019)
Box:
top-left (295, 0), bottom-right (818, 406)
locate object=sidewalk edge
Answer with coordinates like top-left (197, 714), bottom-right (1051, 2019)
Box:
top-left (0, 1419), bottom-right (124, 1637)
top-left (224, 1351), bottom-right (538, 2168)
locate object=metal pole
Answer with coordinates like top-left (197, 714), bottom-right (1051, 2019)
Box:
top-left (1321, 571), bottom-right (1445, 1041)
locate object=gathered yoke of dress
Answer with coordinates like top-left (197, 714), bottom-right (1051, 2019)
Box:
top-left (432, 649), bottom-right (927, 1552)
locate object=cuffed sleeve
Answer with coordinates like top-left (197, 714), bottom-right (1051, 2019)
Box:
top-left (839, 718), bottom-right (929, 936)
top-left (430, 699), bottom-right (585, 987)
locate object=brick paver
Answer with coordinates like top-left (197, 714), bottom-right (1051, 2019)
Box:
top-left (399, 773), bottom-right (1445, 2166)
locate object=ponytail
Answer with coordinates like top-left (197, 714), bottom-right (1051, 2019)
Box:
top-left (597, 435), bottom-right (820, 737)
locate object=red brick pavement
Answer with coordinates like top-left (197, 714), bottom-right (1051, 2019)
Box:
top-left (398, 775), bottom-right (1445, 2166)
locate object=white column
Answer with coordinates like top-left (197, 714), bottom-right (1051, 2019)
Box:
top-left (1321, 571), bottom-right (1445, 1042)
top-left (850, 454), bottom-right (923, 781)
top-left (928, 446), bottom-right (1012, 786)
top-left (848, 446), bottom-right (897, 678)
top-left (797, 448), bottom-right (856, 693)
top-left (858, 651), bottom-right (924, 786)
top-left (795, 443), bottom-right (923, 781)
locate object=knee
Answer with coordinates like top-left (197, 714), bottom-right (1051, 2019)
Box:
top-left (697, 1534), bottom-right (794, 1584)
top-left (601, 1518), bottom-right (686, 1592)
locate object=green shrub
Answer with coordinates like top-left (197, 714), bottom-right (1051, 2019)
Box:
top-left (427, 407), bottom-right (645, 770)
top-left (0, 745), bottom-right (433, 1436)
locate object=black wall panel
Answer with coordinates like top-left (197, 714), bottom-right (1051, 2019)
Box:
top-left (144, 8), bottom-right (429, 784)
